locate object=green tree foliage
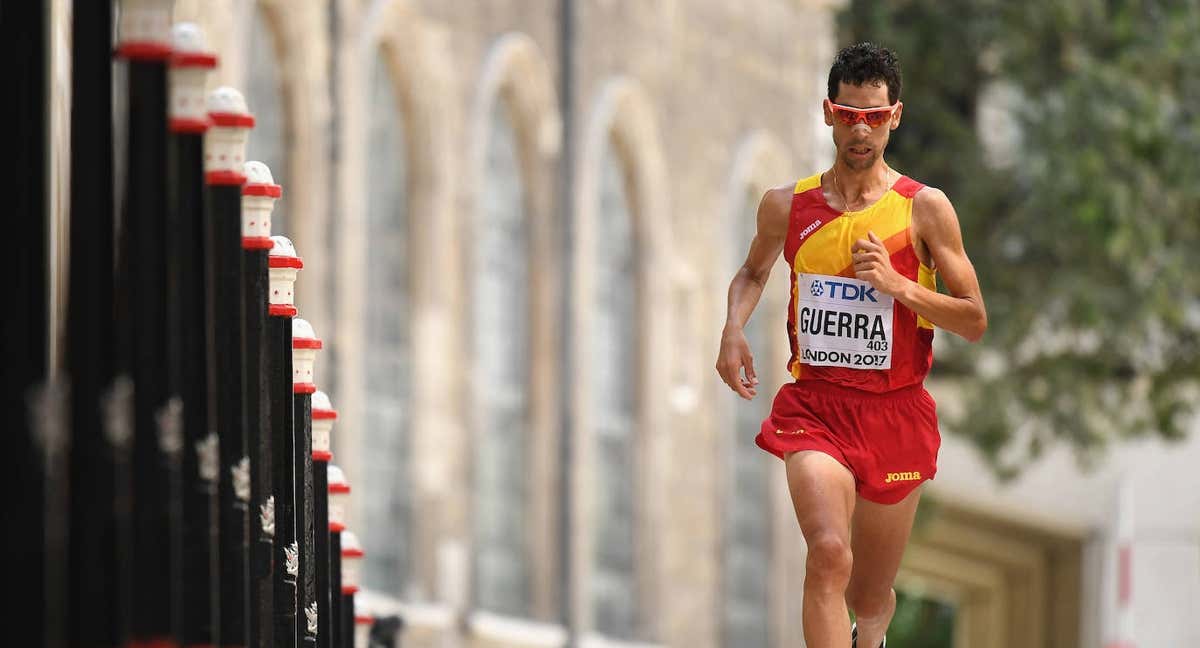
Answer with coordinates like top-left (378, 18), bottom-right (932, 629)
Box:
top-left (840, 1), bottom-right (1200, 477)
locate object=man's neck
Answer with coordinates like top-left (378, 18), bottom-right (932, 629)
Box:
top-left (831, 159), bottom-right (893, 205)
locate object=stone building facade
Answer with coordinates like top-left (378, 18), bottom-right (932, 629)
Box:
top-left (37, 0), bottom-right (1198, 645)
top-left (168, 1), bottom-right (844, 646)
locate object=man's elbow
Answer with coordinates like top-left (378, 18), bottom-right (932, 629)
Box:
top-left (962, 310), bottom-right (988, 343)
top-left (740, 265), bottom-right (771, 290)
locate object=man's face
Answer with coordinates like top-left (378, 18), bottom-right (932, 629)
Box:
top-left (825, 81), bottom-right (902, 171)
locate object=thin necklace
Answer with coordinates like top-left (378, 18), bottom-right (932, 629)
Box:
top-left (832, 165), bottom-right (895, 212)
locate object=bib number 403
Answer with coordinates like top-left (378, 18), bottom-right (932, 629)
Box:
top-left (795, 273), bottom-right (895, 370)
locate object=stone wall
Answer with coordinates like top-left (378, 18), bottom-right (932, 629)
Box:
top-left (168, 1), bottom-right (844, 646)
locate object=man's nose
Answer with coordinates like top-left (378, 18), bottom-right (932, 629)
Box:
top-left (851, 121), bottom-right (873, 135)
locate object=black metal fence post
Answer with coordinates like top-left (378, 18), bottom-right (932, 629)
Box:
top-left (115, 1), bottom-right (184, 643)
top-left (327, 466), bottom-right (350, 648)
top-left (268, 236), bottom-right (303, 647)
top-left (204, 85), bottom-right (256, 648)
top-left (291, 318), bottom-right (322, 644)
top-left (67, 1), bottom-right (122, 644)
top-left (244, 161), bottom-right (282, 648)
top-left (340, 531), bottom-right (363, 648)
top-left (168, 23), bottom-right (221, 648)
top-left (311, 392), bottom-right (338, 648)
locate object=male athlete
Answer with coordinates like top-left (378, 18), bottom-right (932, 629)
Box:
top-left (715, 43), bottom-right (987, 648)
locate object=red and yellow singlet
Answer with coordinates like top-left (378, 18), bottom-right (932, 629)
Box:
top-left (783, 172), bottom-right (937, 393)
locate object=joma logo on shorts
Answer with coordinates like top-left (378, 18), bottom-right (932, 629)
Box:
top-left (884, 471), bottom-right (921, 483)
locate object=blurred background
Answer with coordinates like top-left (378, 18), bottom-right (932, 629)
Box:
top-left (37, 0), bottom-right (1200, 647)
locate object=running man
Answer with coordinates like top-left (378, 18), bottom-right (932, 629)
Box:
top-left (714, 42), bottom-right (987, 648)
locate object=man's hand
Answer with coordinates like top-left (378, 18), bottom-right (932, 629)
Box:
top-left (851, 231), bottom-right (907, 297)
top-left (716, 326), bottom-right (758, 400)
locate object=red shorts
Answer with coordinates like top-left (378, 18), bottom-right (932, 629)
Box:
top-left (755, 380), bottom-right (940, 505)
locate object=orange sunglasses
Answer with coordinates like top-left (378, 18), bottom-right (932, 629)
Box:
top-left (825, 98), bottom-right (900, 128)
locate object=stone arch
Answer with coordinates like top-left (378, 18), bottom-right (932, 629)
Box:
top-left (718, 129), bottom-right (796, 648)
top-left (719, 129), bottom-right (794, 372)
top-left (248, 0), bottom-right (332, 339)
top-left (466, 31), bottom-right (563, 622)
top-left (571, 76), bottom-right (672, 642)
top-left (331, 0), bottom-right (461, 605)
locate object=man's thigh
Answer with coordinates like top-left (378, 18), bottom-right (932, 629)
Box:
top-left (847, 486), bottom-right (923, 593)
top-left (784, 450), bottom-right (858, 540)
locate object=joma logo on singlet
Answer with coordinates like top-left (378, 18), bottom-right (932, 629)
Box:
top-left (884, 471), bottom-right (921, 484)
top-left (798, 219), bottom-right (823, 241)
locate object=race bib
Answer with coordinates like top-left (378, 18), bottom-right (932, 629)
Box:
top-left (796, 273), bottom-right (894, 370)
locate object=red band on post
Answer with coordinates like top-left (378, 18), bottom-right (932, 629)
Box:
top-left (355, 616), bottom-right (375, 624)
top-left (294, 383), bottom-right (317, 394)
top-left (330, 521), bottom-right (346, 532)
top-left (268, 256), bottom-right (303, 269)
top-left (170, 52), bottom-right (218, 68)
top-left (116, 42), bottom-right (173, 61)
top-left (342, 585), bottom-right (360, 595)
top-left (128, 639), bottom-right (180, 648)
top-left (312, 409), bottom-right (338, 420)
top-left (205, 170), bottom-right (247, 186)
top-left (242, 237), bottom-right (274, 250)
top-left (313, 450), bottom-right (333, 462)
top-left (243, 183), bottom-right (283, 198)
top-left (269, 304), bottom-right (298, 317)
top-left (293, 338), bottom-right (323, 350)
top-left (329, 483), bottom-right (350, 494)
top-left (170, 117), bottom-right (210, 134)
top-left (209, 112), bottom-right (256, 128)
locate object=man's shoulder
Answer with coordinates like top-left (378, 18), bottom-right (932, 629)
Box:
top-left (760, 183), bottom-right (797, 216)
top-left (908, 180), bottom-right (952, 215)
top-left (907, 181), bottom-right (961, 237)
top-left (764, 173), bottom-right (824, 209)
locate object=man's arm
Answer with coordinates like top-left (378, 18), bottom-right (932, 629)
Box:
top-left (851, 187), bottom-right (987, 342)
top-left (715, 185), bottom-right (791, 399)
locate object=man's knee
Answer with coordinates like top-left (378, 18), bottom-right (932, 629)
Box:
top-left (805, 532), bottom-right (853, 592)
top-left (845, 582), bottom-right (894, 619)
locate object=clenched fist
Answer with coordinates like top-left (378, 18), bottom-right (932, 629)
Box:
top-left (851, 231), bottom-right (906, 297)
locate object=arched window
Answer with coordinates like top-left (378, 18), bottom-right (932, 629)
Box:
top-left (472, 97), bottom-right (532, 616)
top-left (243, 7), bottom-right (289, 235)
top-left (590, 140), bottom-right (639, 640)
top-left (723, 186), bottom-right (772, 648)
top-left (357, 50), bottom-right (412, 598)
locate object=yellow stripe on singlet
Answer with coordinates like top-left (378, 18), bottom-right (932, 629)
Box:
top-left (793, 190), bottom-right (911, 277)
top-left (794, 174), bottom-right (822, 195)
top-left (917, 263), bottom-right (937, 329)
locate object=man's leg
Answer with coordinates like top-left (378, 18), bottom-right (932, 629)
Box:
top-left (845, 487), bottom-right (923, 648)
top-left (785, 450), bottom-right (857, 648)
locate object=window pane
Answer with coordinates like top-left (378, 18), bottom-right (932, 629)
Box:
top-left (243, 9), bottom-right (289, 235)
top-left (358, 51), bottom-right (412, 598)
top-left (590, 144), bottom-right (638, 640)
top-left (724, 188), bottom-right (772, 648)
top-left (473, 98), bottom-right (532, 617)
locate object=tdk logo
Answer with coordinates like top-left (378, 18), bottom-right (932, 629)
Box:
top-left (812, 278), bottom-right (878, 303)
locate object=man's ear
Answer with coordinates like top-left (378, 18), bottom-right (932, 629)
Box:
top-left (890, 101), bottom-right (904, 130)
top-left (823, 98), bottom-right (835, 127)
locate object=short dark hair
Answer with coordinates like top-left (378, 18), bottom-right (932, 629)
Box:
top-left (828, 42), bottom-right (902, 105)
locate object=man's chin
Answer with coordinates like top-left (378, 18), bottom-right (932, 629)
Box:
top-left (841, 153), bottom-right (876, 171)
